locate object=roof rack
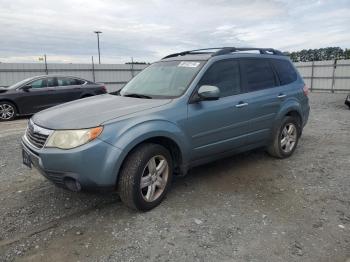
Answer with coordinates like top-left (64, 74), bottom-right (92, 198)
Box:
top-left (162, 47), bottom-right (284, 59)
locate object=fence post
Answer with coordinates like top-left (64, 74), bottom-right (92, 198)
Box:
top-left (310, 61), bottom-right (314, 92)
top-left (130, 57), bottom-right (134, 78)
top-left (44, 54), bottom-right (48, 75)
top-left (331, 59), bottom-right (337, 93)
top-left (91, 56), bottom-right (95, 82)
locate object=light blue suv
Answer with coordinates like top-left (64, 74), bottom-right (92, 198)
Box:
top-left (21, 47), bottom-right (310, 211)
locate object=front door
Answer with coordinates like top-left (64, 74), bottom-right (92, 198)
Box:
top-left (186, 59), bottom-right (250, 161)
top-left (17, 77), bottom-right (58, 114)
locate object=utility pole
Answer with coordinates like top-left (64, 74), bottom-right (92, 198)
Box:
top-left (94, 31), bottom-right (102, 64)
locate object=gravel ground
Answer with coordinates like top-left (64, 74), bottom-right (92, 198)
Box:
top-left (0, 93), bottom-right (349, 262)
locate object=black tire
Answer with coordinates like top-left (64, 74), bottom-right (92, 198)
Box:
top-left (345, 97), bottom-right (350, 109)
top-left (118, 143), bottom-right (173, 211)
top-left (267, 116), bottom-right (301, 159)
top-left (0, 101), bottom-right (17, 121)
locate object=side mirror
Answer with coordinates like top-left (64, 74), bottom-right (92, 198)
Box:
top-left (22, 84), bottom-right (31, 91)
top-left (197, 85), bottom-right (220, 101)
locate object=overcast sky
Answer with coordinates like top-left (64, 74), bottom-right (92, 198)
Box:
top-left (0, 0), bottom-right (349, 63)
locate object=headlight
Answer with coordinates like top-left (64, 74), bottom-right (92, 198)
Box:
top-left (45, 126), bottom-right (103, 149)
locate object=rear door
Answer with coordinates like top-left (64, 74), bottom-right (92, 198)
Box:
top-left (54, 77), bottom-right (86, 103)
top-left (239, 58), bottom-right (282, 144)
top-left (186, 59), bottom-right (251, 160)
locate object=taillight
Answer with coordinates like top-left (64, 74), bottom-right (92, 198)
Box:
top-left (101, 86), bottom-right (107, 93)
top-left (303, 85), bottom-right (309, 96)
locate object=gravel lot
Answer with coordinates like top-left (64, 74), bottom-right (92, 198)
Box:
top-left (0, 93), bottom-right (349, 262)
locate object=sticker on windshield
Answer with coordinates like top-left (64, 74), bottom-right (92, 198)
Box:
top-left (178, 61), bottom-right (200, 68)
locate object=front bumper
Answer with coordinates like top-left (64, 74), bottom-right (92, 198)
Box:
top-left (21, 136), bottom-right (124, 191)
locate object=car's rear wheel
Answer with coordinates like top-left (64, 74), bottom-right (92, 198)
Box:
top-left (118, 143), bottom-right (173, 211)
top-left (345, 95), bottom-right (350, 109)
top-left (0, 102), bottom-right (17, 121)
top-left (267, 116), bottom-right (301, 158)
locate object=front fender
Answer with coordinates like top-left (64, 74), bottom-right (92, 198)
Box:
top-left (100, 119), bottom-right (191, 177)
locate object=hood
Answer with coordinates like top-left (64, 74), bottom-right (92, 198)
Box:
top-left (32, 94), bottom-right (171, 129)
top-left (0, 87), bottom-right (9, 94)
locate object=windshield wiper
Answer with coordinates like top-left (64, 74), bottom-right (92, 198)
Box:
top-left (123, 93), bottom-right (152, 99)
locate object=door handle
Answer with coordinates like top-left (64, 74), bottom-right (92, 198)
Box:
top-left (277, 94), bottom-right (287, 98)
top-left (235, 102), bottom-right (248, 108)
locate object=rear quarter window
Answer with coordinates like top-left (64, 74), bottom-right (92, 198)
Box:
top-left (271, 59), bottom-right (297, 85)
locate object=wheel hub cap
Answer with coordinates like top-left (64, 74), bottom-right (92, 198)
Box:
top-left (281, 123), bottom-right (297, 153)
top-left (0, 104), bottom-right (14, 120)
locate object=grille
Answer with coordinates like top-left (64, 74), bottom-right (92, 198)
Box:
top-left (25, 120), bottom-right (51, 149)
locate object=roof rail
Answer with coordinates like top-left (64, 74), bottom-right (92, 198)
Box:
top-left (162, 47), bottom-right (284, 59)
top-left (213, 47), bottom-right (283, 56)
top-left (162, 48), bottom-right (224, 59)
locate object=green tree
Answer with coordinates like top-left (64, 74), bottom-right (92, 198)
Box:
top-left (286, 47), bottom-right (348, 62)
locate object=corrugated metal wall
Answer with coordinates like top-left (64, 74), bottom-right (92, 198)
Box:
top-left (0, 60), bottom-right (349, 92)
top-left (0, 63), bottom-right (147, 92)
top-left (294, 59), bottom-right (350, 92)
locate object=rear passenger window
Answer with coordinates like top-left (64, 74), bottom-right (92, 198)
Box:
top-left (272, 59), bottom-right (297, 85)
top-left (47, 77), bottom-right (56, 87)
top-left (241, 59), bottom-right (276, 92)
top-left (198, 60), bottom-right (241, 97)
top-left (57, 78), bottom-right (78, 86)
top-left (75, 79), bottom-right (85, 85)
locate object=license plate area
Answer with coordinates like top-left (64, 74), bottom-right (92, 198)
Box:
top-left (22, 148), bottom-right (32, 168)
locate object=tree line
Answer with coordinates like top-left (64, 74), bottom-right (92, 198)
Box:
top-left (124, 47), bottom-right (350, 64)
top-left (125, 62), bottom-right (150, 65)
top-left (284, 47), bottom-right (350, 62)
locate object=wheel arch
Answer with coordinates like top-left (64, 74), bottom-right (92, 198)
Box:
top-left (273, 101), bottom-right (304, 138)
top-left (114, 134), bottom-right (186, 187)
top-left (285, 110), bottom-right (302, 127)
top-left (126, 136), bottom-right (183, 172)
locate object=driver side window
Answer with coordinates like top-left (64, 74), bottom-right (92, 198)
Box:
top-left (30, 79), bottom-right (47, 88)
top-left (198, 60), bottom-right (241, 97)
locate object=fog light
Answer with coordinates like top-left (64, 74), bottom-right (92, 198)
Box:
top-left (64, 178), bottom-right (82, 192)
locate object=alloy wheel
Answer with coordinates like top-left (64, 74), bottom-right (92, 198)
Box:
top-left (280, 123), bottom-right (297, 153)
top-left (0, 104), bottom-right (15, 120)
top-left (140, 155), bottom-right (169, 202)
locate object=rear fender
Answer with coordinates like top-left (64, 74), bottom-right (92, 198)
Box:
top-left (273, 99), bottom-right (303, 133)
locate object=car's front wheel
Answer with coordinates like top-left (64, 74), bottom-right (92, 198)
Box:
top-left (0, 102), bottom-right (17, 121)
top-left (267, 116), bottom-right (301, 158)
top-left (118, 143), bottom-right (173, 211)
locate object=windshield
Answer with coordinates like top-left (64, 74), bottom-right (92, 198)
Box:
top-left (120, 60), bottom-right (204, 98)
top-left (6, 77), bottom-right (33, 89)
